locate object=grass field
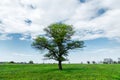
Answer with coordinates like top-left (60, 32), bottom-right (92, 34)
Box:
top-left (0, 64), bottom-right (120, 80)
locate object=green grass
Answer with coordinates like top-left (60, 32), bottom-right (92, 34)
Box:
top-left (0, 64), bottom-right (120, 80)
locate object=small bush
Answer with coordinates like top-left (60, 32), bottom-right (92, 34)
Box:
top-left (9, 61), bottom-right (15, 64)
top-left (29, 60), bottom-right (34, 64)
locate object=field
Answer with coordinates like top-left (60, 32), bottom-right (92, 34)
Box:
top-left (0, 64), bottom-right (120, 80)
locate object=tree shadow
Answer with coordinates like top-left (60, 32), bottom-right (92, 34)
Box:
top-left (44, 67), bottom-right (81, 72)
top-left (62, 67), bottom-right (82, 72)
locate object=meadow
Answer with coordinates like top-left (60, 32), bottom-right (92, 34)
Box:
top-left (0, 64), bottom-right (120, 80)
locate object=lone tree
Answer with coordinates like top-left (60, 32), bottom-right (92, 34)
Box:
top-left (32, 23), bottom-right (84, 70)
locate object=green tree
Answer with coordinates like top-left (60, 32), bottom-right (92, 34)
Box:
top-left (32, 23), bottom-right (84, 70)
top-left (29, 60), bottom-right (34, 64)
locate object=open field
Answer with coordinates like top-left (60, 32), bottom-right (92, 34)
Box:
top-left (0, 64), bottom-right (120, 80)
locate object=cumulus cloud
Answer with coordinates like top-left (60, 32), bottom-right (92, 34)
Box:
top-left (0, 0), bottom-right (120, 41)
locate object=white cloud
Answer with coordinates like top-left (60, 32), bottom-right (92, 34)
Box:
top-left (0, 34), bottom-right (12, 40)
top-left (0, 0), bottom-right (120, 41)
top-left (66, 0), bottom-right (120, 41)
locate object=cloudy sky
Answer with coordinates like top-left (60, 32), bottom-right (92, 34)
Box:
top-left (0, 0), bottom-right (120, 63)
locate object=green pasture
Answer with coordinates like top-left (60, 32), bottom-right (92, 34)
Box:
top-left (0, 64), bottom-right (120, 80)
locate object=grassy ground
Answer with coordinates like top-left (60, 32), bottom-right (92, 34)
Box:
top-left (0, 64), bottom-right (120, 80)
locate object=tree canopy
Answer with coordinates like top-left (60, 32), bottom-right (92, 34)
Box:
top-left (32, 23), bottom-right (84, 70)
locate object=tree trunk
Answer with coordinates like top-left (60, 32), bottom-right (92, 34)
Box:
top-left (58, 60), bottom-right (62, 70)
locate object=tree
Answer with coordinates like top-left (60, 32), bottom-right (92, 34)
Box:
top-left (103, 58), bottom-right (113, 64)
top-left (32, 23), bottom-right (84, 70)
top-left (9, 61), bottom-right (15, 64)
top-left (87, 61), bottom-right (90, 64)
top-left (29, 60), bottom-right (34, 64)
top-left (118, 61), bottom-right (120, 64)
top-left (92, 61), bottom-right (96, 64)
top-left (113, 61), bottom-right (117, 64)
top-left (118, 58), bottom-right (120, 64)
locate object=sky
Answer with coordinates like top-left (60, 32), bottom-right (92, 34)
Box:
top-left (0, 0), bottom-right (120, 63)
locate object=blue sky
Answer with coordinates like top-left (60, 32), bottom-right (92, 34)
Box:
top-left (0, 0), bottom-right (120, 63)
top-left (0, 36), bottom-right (120, 63)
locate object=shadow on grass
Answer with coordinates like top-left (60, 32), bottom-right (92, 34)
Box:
top-left (62, 67), bottom-right (84, 73)
top-left (45, 67), bottom-right (82, 73)
top-left (63, 67), bottom-right (81, 71)
top-left (41, 68), bottom-right (82, 72)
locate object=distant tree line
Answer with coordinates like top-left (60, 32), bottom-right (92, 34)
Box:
top-left (86, 58), bottom-right (120, 64)
top-left (1, 58), bottom-right (120, 64)
top-left (0, 60), bottom-right (34, 64)
top-left (103, 58), bottom-right (120, 64)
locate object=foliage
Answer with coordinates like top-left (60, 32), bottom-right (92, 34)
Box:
top-left (87, 61), bottom-right (90, 64)
top-left (29, 60), bottom-right (34, 64)
top-left (32, 23), bottom-right (84, 70)
top-left (9, 61), bottom-right (15, 64)
top-left (92, 61), bottom-right (96, 64)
